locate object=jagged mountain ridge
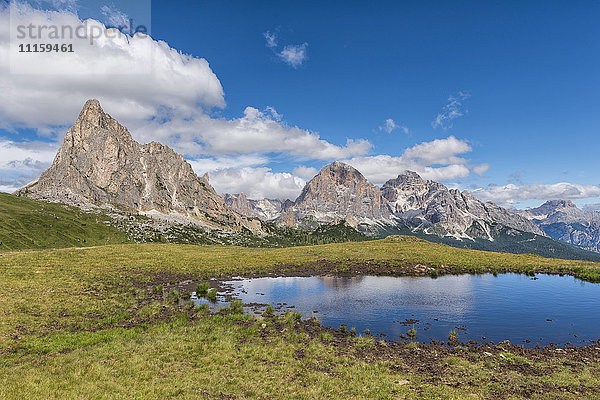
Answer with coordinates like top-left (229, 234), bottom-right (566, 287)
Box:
top-left (226, 162), bottom-right (544, 241)
top-left (16, 100), bottom-right (259, 231)
top-left (381, 170), bottom-right (543, 239)
top-left (223, 193), bottom-right (284, 221)
top-left (518, 200), bottom-right (600, 252)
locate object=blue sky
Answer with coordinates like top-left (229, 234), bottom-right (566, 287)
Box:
top-left (1, 0), bottom-right (599, 209)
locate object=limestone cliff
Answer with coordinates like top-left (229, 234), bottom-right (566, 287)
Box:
top-left (16, 100), bottom-right (259, 231)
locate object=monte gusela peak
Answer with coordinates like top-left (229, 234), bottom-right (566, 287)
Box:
top-left (16, 99), bottom-right (260, 232)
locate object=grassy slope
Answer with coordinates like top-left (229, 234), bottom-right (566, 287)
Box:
top-left (1, 238), bottom-right (600, 398)
top-left (0, 193), bottom-right (130, 250)
top-left (0, 193), bottom-right (369, 249)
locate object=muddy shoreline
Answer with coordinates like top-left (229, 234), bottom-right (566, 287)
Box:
top-left (140, 259), bottom-right (600, 355)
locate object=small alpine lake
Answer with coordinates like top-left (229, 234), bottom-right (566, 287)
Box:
top-left (196, 273), bottom-right (600, 347)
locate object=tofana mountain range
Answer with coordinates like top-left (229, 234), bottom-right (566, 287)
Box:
top-left (16, 100), bottom-right (600, 259)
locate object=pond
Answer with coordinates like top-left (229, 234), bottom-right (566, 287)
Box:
top-left (205, 273), bottom-right (600, 347)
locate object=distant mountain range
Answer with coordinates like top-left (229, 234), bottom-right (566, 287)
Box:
top-left (518, 200), bottom-right (600, 252)
top-left (226, 160), bottom-right (543, 240)
top-left (223, 161), bottom-right (600, 260)
top-left (13, 99), bottom-right (600, 261)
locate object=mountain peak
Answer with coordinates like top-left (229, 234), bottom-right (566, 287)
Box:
top-left (82, 98), bottom-right (102, 111)
top-left (527, 200), bottom-right (579, 216)
top-left (382, 170), bottom-right (426, 191)
top-left (292, 161), bottom-right (390, 221)
top-left (18, 99), bottom-right (258, 231)
top-left (71, 99), bottom-right (129, 139)
top-left (317, 161), bottom-right (369, 185)
top-left (543, 200), bottom-right (576, 208)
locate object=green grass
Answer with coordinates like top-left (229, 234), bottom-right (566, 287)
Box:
top-left (0, 193), bottom-right (130, 250)
top-left (1, 238), bottom-right (599, 398)
top-left (195, 282), bottom-right (209, 295)
top-left (0, 193), bottom-right (369, 249)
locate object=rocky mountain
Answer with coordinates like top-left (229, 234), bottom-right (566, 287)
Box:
top-left (288, 161), bottom-right (391, 226)
top-left (382, 171), bottom-right (544, 239)
top-left (16, 100), bottom-right (260, 231)
top-left (223, 193), bottom-right (284, 221)
top-left (518, 200), bottom-right (600, 252)
top-left (228, 162), bottom-right (543, 241)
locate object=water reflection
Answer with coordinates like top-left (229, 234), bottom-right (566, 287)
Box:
top-left (221, 274), bottom-right (600, 347)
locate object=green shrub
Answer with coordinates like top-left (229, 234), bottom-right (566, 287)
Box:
top-left (407, 327), bottom-right (417, 338)
top-left (206, 288), bottom-right (217, 302)
top-left (195, 282), bottom-right (210, 296)
top-left (449, 330), bottom-right (458, 341)
top-left (263, 304), bottom-right (275, 316)
top-left (193, 304), bottom-right (209, 314)
top-left (166, 289), bottom-right (181, 303)
top-left (228, 300), bottom-right (244, 314)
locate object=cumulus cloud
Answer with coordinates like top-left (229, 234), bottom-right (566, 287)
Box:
top-left (342, 136), bottom-right (477, 184)
top-left (293, 166), bottom-right (318, 179)
top-left (278, 43), bottom-right (308, 68)
top-left (472, 183), bottom-right (600, 208)
top-left (207, 167), bottom-right (306, 200)
top-left (0, 4), bottom-right (371, 192)
top-left (379, 118), bottom-right (408, 134)
top-left (134, 106), bottom-right (371, 159)
top-left (188, 154), bottom-right (269, 174)
top-left (1, 2), bottom-right (225, 130)
top-left (431, 91), bottom-right (470, 130)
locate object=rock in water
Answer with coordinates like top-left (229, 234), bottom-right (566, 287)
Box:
top-left (16, 99), bottom-right (259, 231)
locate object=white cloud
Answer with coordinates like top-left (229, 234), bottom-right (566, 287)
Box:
top-left (135, 106), bottom-right (371, 159)
top-left (379, 118), bottom-right (408, 134)
top-left (0, 139), bottom-right (59, 192)
top-left (472, 183), bottom-right (600, 207)
top-left (1, 2), bottom-right (225, 130)
top-left (100, 5), bottom-right (129, 28)
top-left (0, 4), bottom-right (371, 193)
top-left (472, 163), bottom-right (490, 176)
top-left (278, 43), bottom-right (308, 68)
top-left (402, 136), bottom-right (471, 165)
top-left (431, 92), bottom-right (470, 130)
top-left (343, 136), bottom-right (476, 184)
top-left (263, 31), bottom-right (277, 48)
top-left (188, 154), bottom-right (269, 174)
top-left (207, 167), bottom-right (306, 200)
top-left (293, 166), bottom-right (318, 179)
top-left (263, 30), bottom-right (308, 68)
